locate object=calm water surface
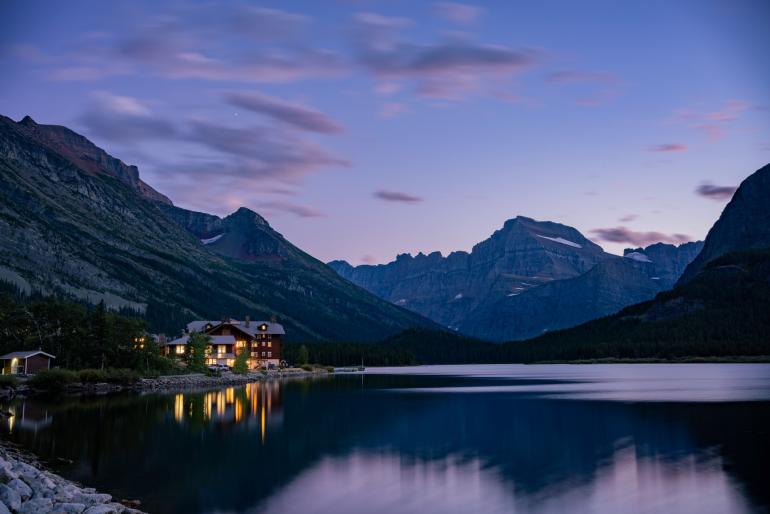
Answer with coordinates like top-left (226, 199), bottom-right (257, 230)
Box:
top-left (2, 364), bottom-right (770, 514)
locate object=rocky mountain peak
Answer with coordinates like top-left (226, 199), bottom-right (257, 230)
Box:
top-left (227, 207), bottom-right (271, 227)
top-left (19, 115), bottom-right (37, 126)
top-left (678, 162), bottom-right (770, 284)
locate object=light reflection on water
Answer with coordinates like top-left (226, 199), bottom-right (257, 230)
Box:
top-left (0, 364), bottom-right (768, 514)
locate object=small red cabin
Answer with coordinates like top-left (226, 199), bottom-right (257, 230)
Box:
top-left (0, 350), bottom-right (55, 375)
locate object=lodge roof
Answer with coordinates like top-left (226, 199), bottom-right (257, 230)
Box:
top-left (186, 319), bottom-right (285, 336)
top-left (163, 335), bottom-right (237, 346)
top-left (0, 350), bottom-right (56, 360)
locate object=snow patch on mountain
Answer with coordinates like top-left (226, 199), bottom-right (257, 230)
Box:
top-left (201, 234), bottom-right (224, 245)
top-left (535, 234), bottom-right (583, 248)
top-left (624, 252), bottom-right (652, 263)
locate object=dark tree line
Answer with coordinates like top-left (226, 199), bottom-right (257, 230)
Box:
top-left (0, 285), bottom-right (175, 372)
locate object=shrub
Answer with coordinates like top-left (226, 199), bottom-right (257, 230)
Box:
top-left (77, 369), bottom-right (108, 383)
top-left (28, 369), bottom-right (78, 392)
top-left (77, 368), bottom-right (140, 385)
top-left (0, 375), bottom-right (18, 389)
top-left (103, 368), bottom-right (140, 384)
top-left (301, 364), bottom-right (313, 372)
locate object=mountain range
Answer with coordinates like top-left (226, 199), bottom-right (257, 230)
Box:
top-left (511, 162), bottom-right (770, 360)
top-left (0, 114), bottom-right (435, 340)
top-left (330, 218), bottom-right (702, 341)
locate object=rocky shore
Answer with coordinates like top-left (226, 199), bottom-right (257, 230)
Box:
top-left (0, 444), bottom-right (144, 514)
top-left (1, 369), bottom-right (330, 398)
top-left (137, 369), bottom-right (326, 392)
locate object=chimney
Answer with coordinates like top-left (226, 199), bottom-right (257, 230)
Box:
top-left (158, 334), bottom-right (167, 344)
top-left (270, 314), bottom-right (277, 324)
top-left (245, 315), bottom-right (250, 327)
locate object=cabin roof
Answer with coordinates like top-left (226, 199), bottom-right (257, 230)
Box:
top-left (186, 319), bottom-right (285, 335)
top-left (0, 350), bottom-right (56, 360)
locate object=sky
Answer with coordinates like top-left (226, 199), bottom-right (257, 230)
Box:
top-left (1, 0), bottom-right (769, 264)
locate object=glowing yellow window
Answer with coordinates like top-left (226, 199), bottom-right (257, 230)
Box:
top-left (175, 345), bottom-right (185, 355)
top-left (218, 345), bottom-right (226, 355)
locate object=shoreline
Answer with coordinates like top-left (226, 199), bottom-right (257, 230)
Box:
top-left (0, 441), bottom-right (145, 514)
top-left (2, 368), bottom-right (330, 399)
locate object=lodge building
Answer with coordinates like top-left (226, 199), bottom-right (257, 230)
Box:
top-left (161, 317), bottom-right (284, 369)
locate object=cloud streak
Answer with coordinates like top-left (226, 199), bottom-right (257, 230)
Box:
top-left (374, 190), bottom-right (423, 203)
top-left (648, 143), bottom-right (687, 152)
top-left (695, 182), bottom-right (737, 201)
top-left (591, 226), bottom-right (691, 246)
top-left (433, 3), bottom-right (483, 24)
top-left (353, 12), bottom-right (539, 99)
top-left (224, 91), bottom-right (343, 133)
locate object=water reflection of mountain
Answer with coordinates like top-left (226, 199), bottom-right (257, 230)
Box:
top-left (1, 374), bottom-right (768, 514)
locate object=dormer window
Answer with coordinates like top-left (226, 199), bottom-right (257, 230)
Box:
top-left (259, 323), bottom-right (268, 332)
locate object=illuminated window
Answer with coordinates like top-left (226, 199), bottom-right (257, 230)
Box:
top-left (218, 345), bottom-right (226, 355)
top-left (267, 351), bottom-right (272, 357)
top-left (267, 342), bottom-right (272, 348)
top-left (261, 351), bottom-right (266, 357)
top-left (175, 345), bottom-right (185, 355)
top-left (226, 359), bottom-right (235, 367)
top-left (236, 340), bottom-right (246, 348)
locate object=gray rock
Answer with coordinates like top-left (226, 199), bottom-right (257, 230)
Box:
top-left (83, 503), bottom-right (123, 514)
top-left (0, 462), bottom-right (16, 483)
top-left (51, 503), bottom-right (87, 514)
top-left (7, 478), bottom-right (32, 501)
top-left (72, 492), bottom-right (112, 506)
top-left (0, 483), bottom-right (21, 512)
top-left (0, 497), bottom-right (10, 514)
top-left (18, 497), bottom-right (53, 514)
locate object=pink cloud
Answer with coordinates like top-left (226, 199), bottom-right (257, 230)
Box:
top-left (591, 227), bottom-right (692, 246)
top-left (433, 2), bottom-right (483, 24)
top-left (374, 190), bottom-right (423, 203)
top-left (695, 182), bottom-right (736, 201)
top-left (352, 13), bottom-right (539, 100)
top-left (224, 91), bottom-right (344, 134)
top-left (648, 143), bottom-right (688, 152)
top-left (258, 201), bottom-right (324, 218)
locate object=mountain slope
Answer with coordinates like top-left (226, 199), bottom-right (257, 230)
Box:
top-left (506, 162), bottom-right (770, 360)
top-left (0, 114), bottom-right (436, 340)
top-left (329, 216), bottom-right (611, 330)
top-left (330, 216), bottom-right (701, 340)
top-left (460, 241), bottom-right (702, 341)
top-left (678, 163), bottom-right (770, 283)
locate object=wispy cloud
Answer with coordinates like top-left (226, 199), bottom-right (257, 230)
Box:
top-left (45, 5), bottom-right (347, 84)
top-left (78, 91), bottom-right (177, 142)
top-left (257, 201), bottom-right (324, 218)
top-left (695, 182), bottom-right (737, 201)
top-left (433, 2), bottom-right (483, 24)
top-left (667, 100), bottom-right (751, 143)
top-left (591, 226), bottom-right (691, 246)
top-left (618, 214), bottom-right (638, 223)
top-left (352, 12), bottom-right (539, 100)
top-left (224, 91), bottom-right (343, 133)
top-left (374, 189), bottom-right (423, 203)
top-left (648, 143), bottom-right (687, 152)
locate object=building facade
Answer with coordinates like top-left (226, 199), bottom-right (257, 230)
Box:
top-left (161, 317), bottom-right (284, 369)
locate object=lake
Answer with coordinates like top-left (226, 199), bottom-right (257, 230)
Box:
top-left (2, 364), bottom-right (770, 514)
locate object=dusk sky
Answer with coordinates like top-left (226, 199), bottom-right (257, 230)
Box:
top-left (2, 0), bottom-right (769, 264)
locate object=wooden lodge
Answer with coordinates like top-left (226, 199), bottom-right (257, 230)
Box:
top-left (161, 317), bottom-right (284, 369)
top-left (0, 350), bottom-right (55, 375)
